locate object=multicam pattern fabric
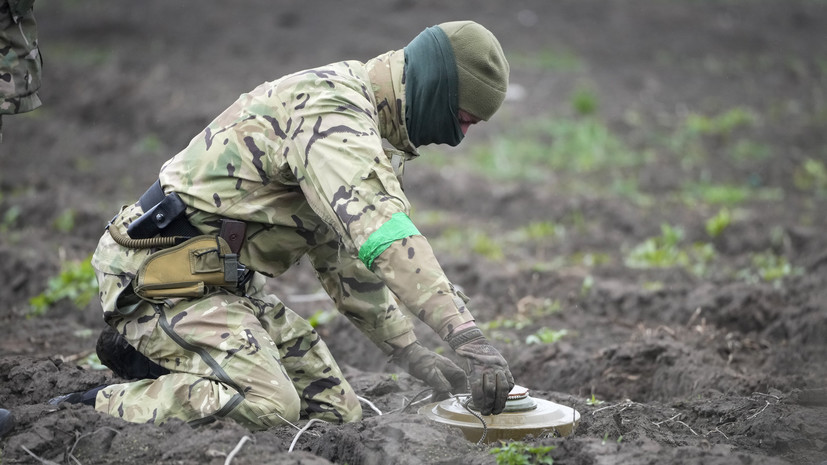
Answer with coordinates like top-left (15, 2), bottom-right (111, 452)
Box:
top-left (0, 0), bottom-right (41, 115)
top-left (95, 264), bottom-right (361, 429)
top-left (91, 48), bottom-right (476, 428)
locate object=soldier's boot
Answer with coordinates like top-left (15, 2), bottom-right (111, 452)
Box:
top-left (0, 408), bottom-right (14, 438)
top-left (47, 385), bottom-right (107, 406)
top-left (96, 325), bottom-right (169, 380)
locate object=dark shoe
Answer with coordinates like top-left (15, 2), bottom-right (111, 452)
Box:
top-left (96, 325), bottom-right (169, 380)
top-left (47, 385), bottom-right (107, 407)
top-left (0, 409), bottom-right (14, 438)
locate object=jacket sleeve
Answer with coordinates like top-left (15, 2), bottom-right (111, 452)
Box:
top-left (0, 1), bottom-right (42, 115)
top-left (283, 68), bottom-right (473, 341)
top-left (306, 239), bottom-right (418, 355)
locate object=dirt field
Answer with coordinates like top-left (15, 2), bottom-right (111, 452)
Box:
top-left (2, 1), bottom-right (826, 464)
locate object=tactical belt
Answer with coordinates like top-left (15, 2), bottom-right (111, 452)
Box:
top-left (109, 180), bottom-right (247, 254)
top-left (129, 180), bottom-right (202, 240)
top-left (107, 181), bottom-right (250, 307)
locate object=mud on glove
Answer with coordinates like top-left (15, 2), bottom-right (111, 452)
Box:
top-left (391, 341), bottom-right (468, 399)
top-left (447, 327), bottom-right (514, 415)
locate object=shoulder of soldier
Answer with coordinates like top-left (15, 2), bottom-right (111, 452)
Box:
top-left (280, 60), bottom-right (370, 95)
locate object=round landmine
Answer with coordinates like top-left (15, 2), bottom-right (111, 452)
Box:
top-left (418, 385), bottom-right (579, 443)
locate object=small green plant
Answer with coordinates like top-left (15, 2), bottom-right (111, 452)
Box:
top-left (490, 441), bottom-right (555, 465)
top-left (54, 209), bottom-right (76, 233)
top-left (642, 281), bottom-right (664, 292)
top-left (465, 115), bottom-right (646, 180)
top-left (517, 221), bottom-right (565, 241)
top-left (307, 309), bottom-right (338, 328)
top-left (601, 432), bottom-right (623, 445)
top-left (705, 208), bottom-right (732, 238)
top-left (737, 251), bottom-right (804, 286)
top-left (625, 224), bottom-right (686, 268)
top-left (481, 316), bottom-right (534, 332)
top-left (526, 327), bottom-right (568, 345)
top-left (528, 298), bottom-right (563, 317)
top-left (682, 182), bottom-right (783, 207)
top-left (540, 118), bottom-right (643, 173)
top-left (688, 242), bottom-right (717, 277)
top-left (625, 224), bottom-right (717, 276)
top-left (78, 352), bottom-right (108, 371)
top-left (683, 183), bottom-right (749, 206)
top-left (433, 229), bottom-right (505, 261)
top-left (586, 393), bottom-right (604, 406)
top-left (1, 205), bottom-right (21, 232)
top-left (29, 255), bottom-right (98, 316)
top-left (730, 139), bottom-right (772, 162)
top-left (580, 274), bottom-right (594, 297)
top-left (471, 232), bottom-right (505, 261)
top-left (569, 252), bottom-right (611, 267)
top-left (135, 133), bottom-right (163, 154)
top-left (793, 158), bottom-right (827, 194)
top-left (685, 107), bottom-right (757, 137)
top-left (571, 88), bottom-right (598, 116)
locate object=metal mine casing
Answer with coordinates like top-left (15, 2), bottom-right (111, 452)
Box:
top-left (418, 385), bottom-right (580, 444)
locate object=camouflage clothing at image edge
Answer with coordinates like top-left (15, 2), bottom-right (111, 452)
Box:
top-left (92, 49), bottom-right (478, 428)
top-left (0, 0), bottom-right (42, 141)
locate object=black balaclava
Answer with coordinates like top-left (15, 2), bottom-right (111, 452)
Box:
top-left (404, 26), bottom-right (464, 147)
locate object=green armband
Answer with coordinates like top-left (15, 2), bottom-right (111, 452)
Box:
top-left (358, 212), bottom-right (421, 270)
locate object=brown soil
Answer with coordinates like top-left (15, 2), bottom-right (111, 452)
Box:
top-left (2, 1), bottom-right (826, 464)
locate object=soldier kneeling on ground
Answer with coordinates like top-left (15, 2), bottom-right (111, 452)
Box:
top-left (50, 20), bottom-right (515, 429)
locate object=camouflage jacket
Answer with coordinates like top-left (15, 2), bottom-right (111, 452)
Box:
top-left (93, 50), bottom-right (474, 355)
top-left (0, 0), bottom-right (42, 115)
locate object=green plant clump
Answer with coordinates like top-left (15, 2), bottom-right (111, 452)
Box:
top-left (526, 327), bottom-right (569, 345)
top-left (586, 393), bottom-right (605, 406)
top-left (685, 107), bottom-right (757, 137)
top-left (468, 116), bottom-right (646, 180)
top-left (1, 205), bottom-right (21, 232)
top-left (705, 208), bottom-right (732, 238)
top-left (54, 209), bottom-right (76, 233)
top-left (29, 255), bottom-right (98, 316)
top-left (571, 87), bottom-right (598, 116)
top-left (793, 158), bottom-right (827, 194)
top-left (308, 309), bottom-right (338, 328)
top-left (625, 224), bottom-right (717, 276)
top-left (433, 228), bottom-right (505, 261)
top-left (490, 441), bottom-right (555, 465)
top-left (517, 221), bottom-right (565, 241)
top-left (737, 251), bottom-right (804, 286)
top-left (625, 224), bottom-right (687, 268)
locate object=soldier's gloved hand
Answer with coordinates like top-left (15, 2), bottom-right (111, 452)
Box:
top-left (446, 326), bottom-right (514, 415)
top-left (391, 341), bottom-right (468, 399)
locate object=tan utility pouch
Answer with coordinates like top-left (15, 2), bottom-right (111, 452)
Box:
top-left (134, 235), bottom-right (239, 301)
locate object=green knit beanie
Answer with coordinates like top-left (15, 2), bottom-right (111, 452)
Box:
top-left (437, 21), bottom-right (509, 121)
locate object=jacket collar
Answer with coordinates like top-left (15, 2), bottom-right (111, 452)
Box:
top-left (367, 50), bottom-right (419, 161)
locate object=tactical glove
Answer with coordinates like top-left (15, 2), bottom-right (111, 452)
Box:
top-left (447, 327), bottom-right (514, 415)
top-left (391, 341), bottom-right (468, 399)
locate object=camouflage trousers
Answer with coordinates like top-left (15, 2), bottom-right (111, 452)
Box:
top-left (95, 272), bottom-right (362, 430)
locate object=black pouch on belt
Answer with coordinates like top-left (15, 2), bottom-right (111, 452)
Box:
top-left (127, 181), bottom-right (201, 239)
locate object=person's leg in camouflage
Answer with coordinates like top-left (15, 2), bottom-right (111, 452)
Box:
top-left (97, 291), bottom-right (301, 430)
top-left (244, 273), bottom-right (362, 423)
top-left (93, 272), bottom-right (360, 429)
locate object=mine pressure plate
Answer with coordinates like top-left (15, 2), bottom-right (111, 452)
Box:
top-left (418, 385), bottom-right (580, 443)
